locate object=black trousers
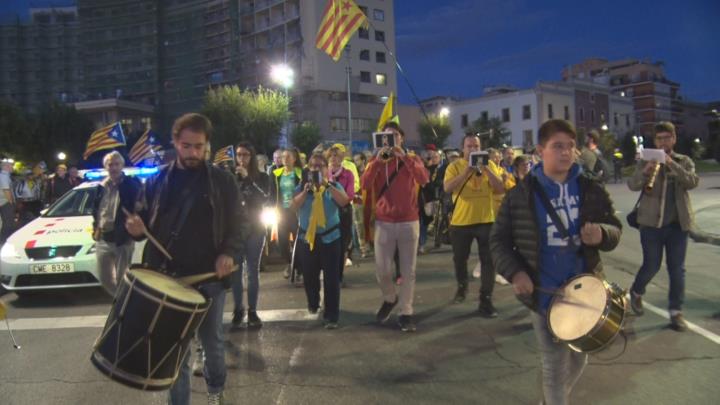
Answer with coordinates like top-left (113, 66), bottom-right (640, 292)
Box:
top-left (450, 223), bottom-right (495, 298)
top-left (297, 237), bottom-right (342, 322)
top-left (277, 207), bottom-right (297, 266)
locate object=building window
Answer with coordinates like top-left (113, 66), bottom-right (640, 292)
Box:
top-left (591, 109), bottom-right (596, 124)
top-left (502, 108), bottom-right (510, 123)
top-left (461, 114), bottom-right (468, 128)
top-left (375, 30), bottom-right (385, 42)
top-left (600, 112), bottom-right (606, 123)
top-left (481, 111), bottom-right (489, 121)
top-left (373, 9), bottom-right (385, 21)
top-left (626, 115), bottom-right (631, 127)
top-left (359, 49), bottom-right (370, 61)
top-left (579, 107), bottom-right (585, 122)
top-left (375, 73), bottom-right (387, 86)
top-left (522, 105), bottom-right (531, 120)
top-left (614, 113), bottom-right (619, 126)
top-left (523, 130), bottom-right (534, 147)
top-left (548, 104), bottom-right (554, 119)
top-left (330, 117), bottom-right (347, 132)
top-left (358, 27), bottom-right (369, 39)
top-left (376, 51), bottom-right (386, 63)
top-left (590, 94), bottom-right (595, 103)
top-left (564, 105), bottom-right (570, 120)
top-left (359, 6), bottom-right (368, 15)
top-left (360, 71), bottom-right (370, 83)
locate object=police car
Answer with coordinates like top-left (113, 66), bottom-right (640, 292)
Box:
top-left (0, 167), bottom-right (156, 295)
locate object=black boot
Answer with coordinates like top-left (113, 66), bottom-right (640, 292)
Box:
top-left (478, 296), bottom-right (498, 318)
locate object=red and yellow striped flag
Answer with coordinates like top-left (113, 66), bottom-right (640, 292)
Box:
top-left (315, 0), bottom-right (368, 62)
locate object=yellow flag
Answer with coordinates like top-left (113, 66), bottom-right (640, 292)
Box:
top-left (377, 92), bottom-right (395, 131)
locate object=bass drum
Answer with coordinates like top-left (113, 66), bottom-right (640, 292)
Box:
top-left (547, 274), bottom-right (627, 353)
top-left (91, 268), bottom-right (209, 390)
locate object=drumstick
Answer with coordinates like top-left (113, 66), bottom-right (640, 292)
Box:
top-left (177, 265), bottom-right (239, 286)
top-left (121, 207), bottom-right (173, 262)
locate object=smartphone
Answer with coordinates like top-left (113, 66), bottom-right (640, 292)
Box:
top-left (308, 170), bottom-right (322, 186)
top-left (469, 151), bottom-right (489, 168)
top-left (373, 131), bottom-right (395, 149)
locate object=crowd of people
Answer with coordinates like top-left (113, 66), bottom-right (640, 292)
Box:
top-left (1, 111), bottom-right (694, 405)
top-left (0, 160), bottom-right (82, 243)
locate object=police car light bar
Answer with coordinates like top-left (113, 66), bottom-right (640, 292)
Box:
top-left (82, 166), bottom-right (160, 180)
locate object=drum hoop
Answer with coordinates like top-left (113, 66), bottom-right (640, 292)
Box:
top-left (547, 274), bottom-right (609, 341)
top-left (126, 269), bottom-right (208, 308)
top-left (123, 284), bottom-right (208, 313)
top-left (92, 351), bottom-right (175, 388)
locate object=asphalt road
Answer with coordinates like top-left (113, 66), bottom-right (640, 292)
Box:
top-left (1, 175), bottom-right (718, 405)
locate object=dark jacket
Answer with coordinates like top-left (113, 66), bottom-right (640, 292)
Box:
top-left (136, 161), bottom-right (247, 272)
top-left (237, 172), bottom-right (271, 234)
top-left (46, 174), bottom-right (75, 204)
top-left (489, 172), bottom-right (622, 311)
top-left (92, 174), bottom-right (142, 246)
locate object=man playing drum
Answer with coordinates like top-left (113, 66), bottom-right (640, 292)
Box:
top-left (490, 119), bottom-right (622, 405)
top-left (126, 113), bottom-right (246, 405)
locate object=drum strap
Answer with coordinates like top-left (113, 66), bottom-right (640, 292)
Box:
top-left (532, 176), bottom-right (578, 249)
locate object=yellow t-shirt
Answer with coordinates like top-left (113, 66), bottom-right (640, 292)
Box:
top-left (492, 164), bottom-right (516, 213)
top-left (444, 159), bottom-right (497, 225)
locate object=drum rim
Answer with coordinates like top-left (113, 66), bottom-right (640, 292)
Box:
top-left (547, 274), bottom-right (611, 341)
top-left (91, 350), bottom-right (176, 390)
top-left (124, 270), bottom-right (209, 308)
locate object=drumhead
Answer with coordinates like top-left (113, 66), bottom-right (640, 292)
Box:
top-left (129, 269), bottom-right (206, 305)
top-left (548, 275), bottom-right (607, 340)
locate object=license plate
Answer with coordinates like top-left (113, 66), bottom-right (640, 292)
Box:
top-left (30, 263), bottom-right (75, 274)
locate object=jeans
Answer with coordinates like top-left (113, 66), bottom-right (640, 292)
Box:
top-left (169, 282), bottom-right (226, 405)
top-left (632, 223), bottom-right (688, 311)
top-left (297, 237), bottom-right (342, 322)
top-left (374, 220), bottom-right (419, 315)
top-left (232, 231), bottom-right (265, 312)
top-left (449, 223), bottom-right (495, 298)
top-left (531, 311), bottom-right (587, 405)
top-left (0, 202), bottom-right (15, 242)
top-left (95, 239), bottom-right (134, 296)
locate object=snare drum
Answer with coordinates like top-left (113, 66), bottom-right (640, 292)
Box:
top-left (91, 268), bottom-right (209, 390)
top-left (547, 274), bottom-right (627, 353)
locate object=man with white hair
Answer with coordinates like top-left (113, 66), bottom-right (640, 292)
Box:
top-left (92, 151), bottom-right (142, 295)
top-left (0, 160), bottom-right (15, 242)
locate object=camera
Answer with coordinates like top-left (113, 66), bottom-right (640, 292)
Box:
top-left (469, 151), bottom-right (489, 175)
top-left (373, 131), bottom-right (395, 159)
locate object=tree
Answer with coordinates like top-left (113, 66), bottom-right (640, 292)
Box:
top-left (291, 121), bottom-right (322, 155)
top-left (32, 102), bottom-right (94, 165)
top-left (468, 116), bottom-right (510, 148)
top-left (418, 114), bottom-right (452, 148)
top-left (201, 85), bottom-right (289, 155)
top-left (598, 131), bottom-right (618, 160)
top-left (0, 101), bottom-right (32, 160)
top-left (620, 132), bottom-right (638, 165)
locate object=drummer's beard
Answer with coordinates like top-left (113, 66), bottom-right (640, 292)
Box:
top-left (179, 157), bottom-right (202, 170)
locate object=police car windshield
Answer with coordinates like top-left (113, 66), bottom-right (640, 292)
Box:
top-left (43, 187), bottom-right (99, 217)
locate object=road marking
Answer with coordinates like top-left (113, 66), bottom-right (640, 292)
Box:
top-left (630, 295), bottom-right (720, 346)
top-left (0, 309), bottom-right (320, 331)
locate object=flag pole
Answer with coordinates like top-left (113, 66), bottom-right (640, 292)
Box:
top-left (345, 47), bottom-right (353, 149)
top-left (366, 20), bottom-right (439, 139)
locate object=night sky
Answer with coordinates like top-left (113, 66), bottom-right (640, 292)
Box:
top-left (3, 0), bottom-right (719, 104)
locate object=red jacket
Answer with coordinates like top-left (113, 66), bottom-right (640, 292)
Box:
top-left (361, 153), bottom-right (429, 223)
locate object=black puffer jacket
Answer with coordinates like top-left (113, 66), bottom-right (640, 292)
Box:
top-left (489, 172), bottom-right (622, 311)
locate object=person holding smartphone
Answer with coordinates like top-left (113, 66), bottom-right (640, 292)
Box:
top-left (361, 123), bottom-right (429, 332)
top-left (292, 153), bottom-right (350, 329)
top-left (443, 133), bottom-right (504, 316)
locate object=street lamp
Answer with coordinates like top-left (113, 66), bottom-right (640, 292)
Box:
top-left (601, 124), bottom-right (609, 131)
top-left (57, 152), bottom-right (67, 161)
top-left (270, 64), bottom-right (294, 90)
top-left (439, 107), bottom-right (450, 118)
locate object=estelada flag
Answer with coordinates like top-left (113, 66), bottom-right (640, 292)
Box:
top-left (83, 122), bottom-right (126, 160)
top-left (315, 0), bottom-right (368, 61)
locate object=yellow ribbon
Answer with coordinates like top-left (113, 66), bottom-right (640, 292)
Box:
top-left (305, 185), bottom-right (327, 251)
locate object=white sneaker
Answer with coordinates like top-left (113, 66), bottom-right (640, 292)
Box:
top-left (345, 258), bottom-right (353, 267)
top-left (472, 262), bottom-right (481, 279)
top-left (495, 274), bottom-right (509, 285)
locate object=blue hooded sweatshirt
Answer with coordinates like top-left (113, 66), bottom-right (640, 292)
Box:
top-left (532, 162), bottom-right (585, 311)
